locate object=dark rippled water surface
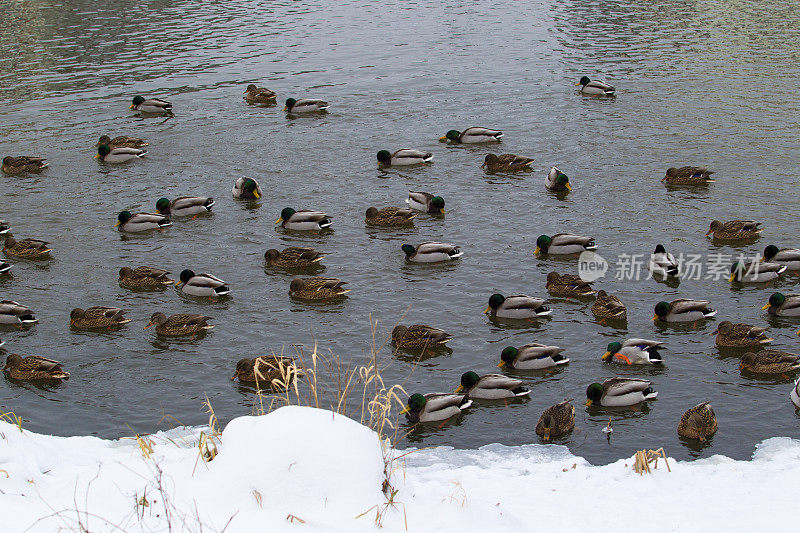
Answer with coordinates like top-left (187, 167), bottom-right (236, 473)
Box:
top-left (2, 0), bottom-right (799, 464)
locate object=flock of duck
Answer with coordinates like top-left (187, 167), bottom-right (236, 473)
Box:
top-left (3, 75), bottom-right (800, 445)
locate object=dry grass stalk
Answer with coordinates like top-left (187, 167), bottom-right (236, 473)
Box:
top-left (633, 448), bottom-right (671, 475)
top-left (286, 513), bottom-right (306, 524)
top-left (136, 435), bottom-right (155, 459)
top-left (0, 410), bottom-right (24, 432)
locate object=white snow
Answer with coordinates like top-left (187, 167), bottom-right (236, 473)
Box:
top-left (0, 406), bottom-right (798, 532)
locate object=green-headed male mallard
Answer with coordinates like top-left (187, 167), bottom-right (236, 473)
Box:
top-left (277, 208), bottom-right (332, 231)
top-left (377, 149), bottom-right (433, 167)
top-left (400, 393), bottom-right (472, 423)
top-left (144, 312), bottom-right (213, 337)
top-left (2, 156), bottom-right (48, 174)
top-left (455, 371), bottom-right (529, 399)
top-left (401, 242), bottom-right (462, 263)
top-left (116, 211), bottom-right (172, 233)
top-left (440, 127), bottom-right (502, 144)
top-left (498, 344), bottom-right (568, 369)
top-left (391, 324), bottom-right (452, 350)
top-left (70, 307), bottom-right (130, 330)
top-left (576, 76), bottom-right (615, 96)
top-left (3, 234), bottom-right (51, 259)
top-left (592, 290), bottom-right (627, 321)
top-left (119, 266), bottom-right (174, 290)
top-left (486, 293), bottom-right (551, 319)
top-left (740, 350), bottom-right (800, 374)
top-left (365, 206), bottom-right (416, 227)
top-left (0, 300), bottom-right (37, 325)
top-left (729, 260), bottom-right (786, 283)
top-left (706, 220), bottom-right (761, 241)
top-left (546, 272), bottom-right (595, 297)
top-left (535, 234), bottom-right (596, 255)
top-left (649, 244), bottom-right (680, 277)
top-left (3, 354), bottom-right (69, 381)
top-left (232, 177), bottom-right (262, 199)
top-left (177, 270), bottom-right (230, 297)
top-left (761, 293), bottom-right (800, 316)
top-left (284, 97), bottom-right (328, 113)
top-left (763, 245), bottom-right (800, 271)
top-left (265, 247), bottom-right (325, 269)
top-left (545, 167), bottom-right (572, 191)
top-left (231, 356), bottom-right (297, 386)
top-left (677, 402), bottom-right (717, 441)
top-left (406, 191), bottom-right (445, 215)
top-left (95, 144), bottom-right (147, 163)
top-left (289, 277), bottom-right (348, 300)
top-left (481, 153), bottom-right (534, 172)
top-left (156, 197), bottom-right (214, 217)
top-left (586, 377), bottom-right (657, 407)
top-left (654, 299), bottom-right (716, 323)
top-left (712, 321), bottom-right (771, 347)
top-left (243, 84), bottom-right (277, 104)
top-left (97, 135), bottom-right (149, 149)
top-left (602, 339), bottom-right (664, 365)
top-left (130, 95), bottom-right (172, 114)
top-left (535, 401), bottom-right (575, 440)
top-left (662, 166), bottom-right (714, 185)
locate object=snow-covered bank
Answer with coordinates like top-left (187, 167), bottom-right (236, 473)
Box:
top-left (0, 406), bottom-right (798, 532)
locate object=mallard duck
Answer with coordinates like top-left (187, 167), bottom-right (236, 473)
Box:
top-left (535, 234), bottom-right (596, 255)
top-left (586, 377), bottom-right (657, 407)
top-left (0, 300), bottom-right (37, 325)
top-left (712, 321), bottom-right (771, 347)
top-left (576, 76), bottom-right (615, 96)
top-left (69, 307), bottom-right (130, 330)
top-left (545, 167), bottom-right (572, 191)
top-left (498, 344), bottom-right (568, 369)
top-left (706, 220), bottom-right (762, 241)
top-left (401, 242), bottom-right (462, 263)
top-left (592, 290), bottom-right (627, 320)
top-left (365, 207), bottom-right (416, 226)
top-left (0, 220), bottom-right (9, 234)
top-left (289, 277), bottom-right (348, 300)
top-left (391, 324), bottom-right (452, 350)
top-left (0, 261), bottom-right (10, 275)
top-left (231, 356), bottom-right (297, 385)
top-left (729, 260), bottom-right (786, 283)
top-left (455, 371), bottom-right (529, 399)
top-left (791, 378), bottom-right (800, 408)
top-left (116, 211), bottom-right (171, 233)
top-left (243, 84), bottom-right (277, 104)
top-left (96, 144), bottom-right (146, 163)
top-left (265, 247), bottom-right (325, 269)
top-left (284, 97), bottom-right (328, 113)
top-left (662, 166), bottom-right (714, 185)
top-left (649, 244), bottom-right (679, 277)
top-left (377, 149), bottom-right (433, 167)
top-left (535, 401), bottom-right (575, 440)
top-left (546, 272), bottom-right (595, 297)
top-left (654, 299), bottom-right (716, 322)
top-left (119, 266), bottom-right (174, 290)
top-left (2, 156), bottom-right (48, 174)
top-left (401, 393), bottom-right (472, 423)
top-left (763, 245), bottom-right (800, 270)
top-left (155, 197), bottom-right (214, 217)
top-left (277, 208), bottom-right (332, 231)
top-left (481, 153), bottom-right (534, 171)
top-left (602, 339), bottom-right (664, 365)
top-left (232, 177), bottom-right (262, 199)
top-left (406, 191), bottom-right (445, 215)
top-left (97, 135), bottom-right (149, 149)
top-left (486, 293), bottom-right (551, 319)
top-left (761, 293), bottom-right (800, 316)
top-left (440, 127), bottom-right (503, 144)
top-left (3, 354), bottom-right (69, 380)
top-left (740, 350), bottom-right (800, 374)
top-left (144, 312), bottom-right (213, 336)
top-left (677, 402), bottom-right (718, 441)
top-left (3, 234), bottom-right (51, 259)
top-left (177, 270), bottom-right (230, 297)
top-left (130, 96), bottom-right (172, 114)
